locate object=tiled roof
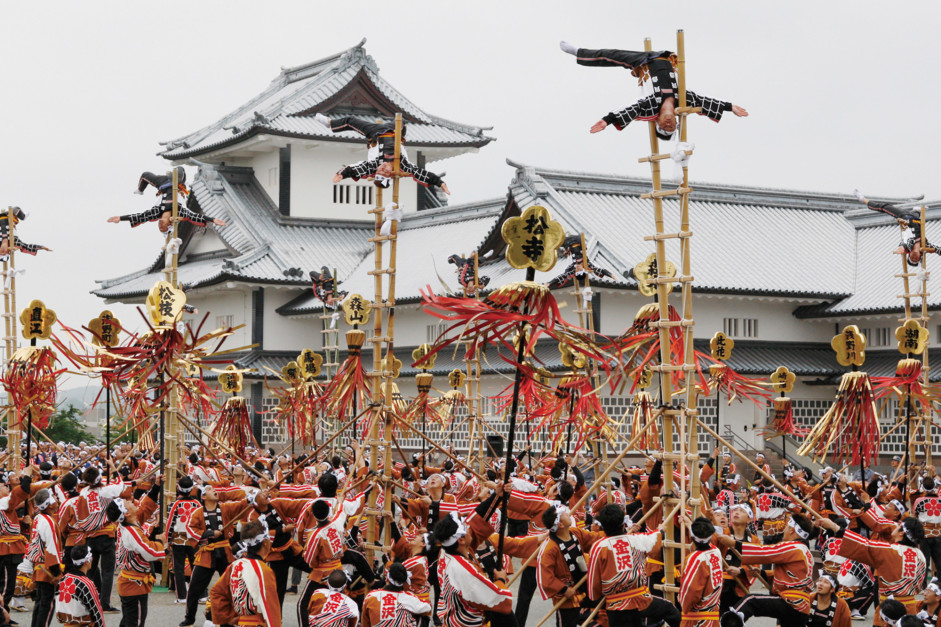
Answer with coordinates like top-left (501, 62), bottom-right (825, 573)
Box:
top-left (225, 340), bottom-right (941, 385)
top-left (503, 163), bottom-right (860, 299)
top-left (93, 165), bottom-right (372, 300)
top-left (794, 205), bottom-right (941, 317)
top-left (276, 198), bottom-right (510, 316)
top-left (160, 40), bottom-right (493, 161)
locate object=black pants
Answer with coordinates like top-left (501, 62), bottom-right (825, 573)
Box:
top-left (923, 536), bottom-right (941, 583)
top-left (183, 562), bottom-right (228, 624)
top-left (87, 534), bottom-right (115, 608)
top-left (485, 610), bottom-right (519, 627)
top-left (720, 580), bottom-right (744, 614)
top-left (556, 607), bottom-right (582, 627)
top-left (734, 594), bottom-right (809, 627)
top-left (171, 544), bottom-right (197, 600)
top-left (30, 580), bottom-right (55, 627)
top-left (847, 585), bottom-right (875, 614)
top-left (297, 578), bottom-right (326, 627)
top-left (575, 49), bottom-right (676, 98)
top-left (0, 553), bottom-right (21, 608)
top-left (120, 593), bottom-right (149, 627)
top-left (607, 598), bottom-right (681, 627)
top-left (514, 566), bottom-right (537, 627)
top-left (271, 550), bottom-right (310, 609)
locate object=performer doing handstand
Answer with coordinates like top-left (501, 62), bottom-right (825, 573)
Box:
top-left (855, 190), bottom-right (938, 266)
top-left (108, 168), bottom-right (227, 232)
top-left (559, 42), bottom-right (748, 139)
top-left (315, 114), bottom-right (451, 195)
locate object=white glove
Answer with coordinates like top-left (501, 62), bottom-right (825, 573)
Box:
top-left (314, 113), bottom-right (331, 128)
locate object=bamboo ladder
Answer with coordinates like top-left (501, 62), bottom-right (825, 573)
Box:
top-left (161, 168), bottom-right (184, 500)
top-left (363, 114), bottom-right (404, 563)
top-left (460, 252), bottom-right (487, 474)
top-left (895, 205), bottom-right (933, 472)
top-left (2, 207), bottom-right (18, 469)
top-left (320, 270), bottom-right (342, 445)
top-left (569, 235), bottom-right (610, 501)
top-left (637, 31), bottom-right (703, 601)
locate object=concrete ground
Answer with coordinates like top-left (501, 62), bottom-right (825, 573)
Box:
top-left (17, 567), bottom-right (808, 627)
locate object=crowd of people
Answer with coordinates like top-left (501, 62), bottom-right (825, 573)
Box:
top-left (0, 439), bottom-right (938, 627)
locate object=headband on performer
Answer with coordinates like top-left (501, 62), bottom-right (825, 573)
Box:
top-left (788, 516), bottom-right (809, 540)
top-left (927, 578), bottom-right (941, 596)
top-left (440, 512), bottom-right (467, 547)
top-left (233, 541), bottom-right (248, 559)
top-left (34, 493), bottom-right (56, 512)
top-left (245, 530), bottom-right (269, 547)
top-left (72, 546), bottom-right (93, 567)
top-left (327, 571), bottom-right (353, 592)
top-left (550, 506), bottom-right (570, 533)
top-left (819, 573), bottom-right (839, 591)
top-left (113, 498), bottom-right (127, 523)
top-left (730, 504), bottom-right (753, 520)
top-left (891, 499), bottom-right (907, 515)
top-left (879, 606), bottom-right (902, 627)
top-left (388, 567), bottom-right (410, 587)
top-left (690, 527), bottom-right (716, 545)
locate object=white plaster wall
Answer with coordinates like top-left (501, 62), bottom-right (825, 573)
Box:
top-left (251, 149), bottom-right (281, 204)
top-left (182, 230), bottom-right (227, 258)
top-left (262, 287), bottom-right (323, 351)
top-left (182, 286), bottom-right (252, 351)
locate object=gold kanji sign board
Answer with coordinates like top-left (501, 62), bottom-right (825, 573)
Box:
top-left (21, 300), bottom-right (56, 340)
top-left (501, 205), bottom-right (565, 272)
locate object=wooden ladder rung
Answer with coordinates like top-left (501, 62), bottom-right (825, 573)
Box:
top-left (648, 320), bottom-right (694, 329)
top-left (650, 276), bottom-right (694, 285)
top-left (366, 336), bottom-right (393, 343)
top-left (644, 231), bottom-right (693, 241)
top-left (368, 235), bottom-right (397, 243)
top-left (371, 301), bottom-right (395, 309)
top-left (368, 269), bottom-right (396, 276)
top-left (662, 540), bottom-right (687, 550)
top-left (675, 106), bottom-right (703, 115)
top-left (365, 371), bottom-right (395, 378)
top-left (895, 272), bottom-right (929, 278)
top-left (898, 293), bottom-right (930, 298)
top-left (641, 187), bottom-right (692, 199)
top-left (649, 364), bottom-right (698, 373)
top-left (638, 150), bottom-right (693, 164)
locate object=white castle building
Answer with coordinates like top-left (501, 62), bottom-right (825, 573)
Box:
top-left (94, 41), bottom-right (941, 473)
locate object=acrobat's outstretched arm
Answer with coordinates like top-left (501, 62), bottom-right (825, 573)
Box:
top-left (107, 206), bottom-right (226, 228)
top-left (333, 158), bottom-right (382, 183)
top-left (12, 237), bottom-right (50, 255)
top-left (399, 156), bottom-right (450, 194)
top-left (592, 92), bottom-right (746, 134)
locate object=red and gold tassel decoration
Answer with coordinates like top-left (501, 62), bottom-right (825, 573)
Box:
top-left (759, 397), bottom-right (808, 438)
top-left (1, 346), bottom-right (63, 430)
top-left (630, 391), bottom-right (659, 450)
top-left (707, 363), bottom-right (771, 407)
top-left (210, 396), bottom-right (257, 456)
top-left (320, 329), bottom-right (372, 423)
top-left (796, 371), bottom-right (880, 466)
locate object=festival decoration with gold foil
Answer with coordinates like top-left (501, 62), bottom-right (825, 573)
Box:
top-left (501, 205), bottom-right (565, 272)
top-left (218, 365), bottom-right (244, 394)
top-left (412, 344), bottom-right (437, 371)
top-left (831, 325), bottom-right (866, 368)
top-left (342, 294), bottom-right (372, 327)
top-left (297, 349), bottom-right (323, 379)
top-left (896, 319), bottom-right (929, 355)
top-left (145, 281), bottom-right (186, 327)
top-left (633, 253), bottom-right (676, 298)
top-left (20, 300), bottom-right (56, 341)
top-left (1, 346), bottom-right (63, 430)
top-left (88, 310), bottom-right (121, 348)
top-left (281, 361), bottom-right (301, 384)
top-left (709, 332), bottom-right (734, 361)
top-left (447, 369), bottom-right (466, 388)
top-left (319, 329), bottom-right (372, 433)
top-left (770, 366), bottom-right (796, 394)
top-left (635, 366), bottom-right (653, 390)
top-left (559, 340), bottom-right (588, 370)
top-left (385, 352), bottom-right (402, 378)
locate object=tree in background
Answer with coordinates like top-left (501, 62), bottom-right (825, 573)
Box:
top-left (31, 404), bottom-right (98, 445)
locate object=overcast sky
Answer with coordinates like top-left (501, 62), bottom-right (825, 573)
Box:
top-left (2, 1), bottom-right (939, 395)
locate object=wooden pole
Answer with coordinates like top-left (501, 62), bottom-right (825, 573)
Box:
top-left (4, 206), bottom-right (18, 470)
top-left (695, 416), bottom-right (824, 518)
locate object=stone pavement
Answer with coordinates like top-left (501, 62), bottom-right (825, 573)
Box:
top-left (20, 575), bottom-right (809, 627)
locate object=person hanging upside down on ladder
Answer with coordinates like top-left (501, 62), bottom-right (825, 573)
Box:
top-left (856, 190), bottom-right (937, 266)
top-left (559, 42), bottom-right (748, 139)
top-left (315, 114), bottom-right (451, 195)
